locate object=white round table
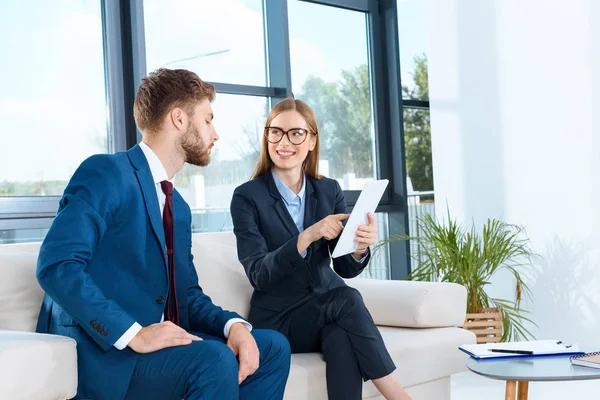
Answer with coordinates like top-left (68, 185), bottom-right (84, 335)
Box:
top-left (467, 354), bottom-right (600, 400)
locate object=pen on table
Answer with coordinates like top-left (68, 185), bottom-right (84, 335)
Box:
top-left (488, 349), bottom-right (534, 354)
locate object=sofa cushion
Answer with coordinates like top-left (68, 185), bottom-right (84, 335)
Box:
top-left (364, 327), bottom-right (473, 394)
top-left (192, 232), bottom-right (253, 319)
top-left (346, 278), bottom-right (467, 328)
top-left (0, 330), bottom-right (77, 400)
top-left (0, 244), bottom-right (43, 332)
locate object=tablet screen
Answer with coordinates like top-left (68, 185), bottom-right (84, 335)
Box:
top-left (331, 179), bottom-right (389, 258)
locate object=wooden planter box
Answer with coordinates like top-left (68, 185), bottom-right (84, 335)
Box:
top-left (463, 307), bottom-right (502, 343)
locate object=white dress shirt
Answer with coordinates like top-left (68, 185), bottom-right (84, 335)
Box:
top-left (113, 142), bottom-right (250, 350)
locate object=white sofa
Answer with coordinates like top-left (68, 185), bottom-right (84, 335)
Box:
top-left (0, 232), bottom-right (475, 400)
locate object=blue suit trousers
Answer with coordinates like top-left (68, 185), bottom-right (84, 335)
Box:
top-left (123, 329), bottom-right (290, 400)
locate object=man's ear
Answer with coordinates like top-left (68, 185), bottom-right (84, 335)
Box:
top-left (169, 108), bottom-right (185, 131)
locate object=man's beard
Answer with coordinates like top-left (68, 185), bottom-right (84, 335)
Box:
top-left (181, 123), bottom-right (211, 167)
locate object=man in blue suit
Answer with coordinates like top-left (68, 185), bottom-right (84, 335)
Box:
top-left (36, 68), bottom-right (291, 400)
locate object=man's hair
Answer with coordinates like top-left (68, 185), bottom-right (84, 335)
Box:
top-left (133, 68), bottom-right (215, 133)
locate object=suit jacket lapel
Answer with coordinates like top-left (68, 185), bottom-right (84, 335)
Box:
top-left (303, 178), bottom-right (318, 231)
top-left (267, 173), bottom-right (301, 237)
top-left (128, 145), bottom-right (168, 272)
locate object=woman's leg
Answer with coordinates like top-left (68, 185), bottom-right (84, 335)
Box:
top-left (321, 323), bottom-right (363, 400)
top-left (373, 373), bottom-right (412, 400)
top-left (319, 286), bottom-right (396, 380)
top-left (278, 296), bottom-right (363, 400)
top-left (280, 285), bottom-right (408, 399)
top-left (313, 286), bottom-right (411, 400)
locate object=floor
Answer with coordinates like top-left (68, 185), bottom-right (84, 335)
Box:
top-left (452, 371), bottom-right (600, 399)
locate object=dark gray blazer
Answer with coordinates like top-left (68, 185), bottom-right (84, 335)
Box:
top-left (230, 173), bottom-right (370, 326)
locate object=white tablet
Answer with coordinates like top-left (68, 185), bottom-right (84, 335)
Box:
top-left (331, 179), bottom-right (389, 258)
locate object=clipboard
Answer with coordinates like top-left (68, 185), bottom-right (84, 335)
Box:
top-left (459, 339), bottom-right (584, 360)
top-left (331, 179), bottom-right (389, 258)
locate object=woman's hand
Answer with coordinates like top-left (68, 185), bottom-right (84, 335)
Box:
top-left (298, 213), bottom-right (349, 255)
top-left (307, 213), bottom-right (349, 242)
top-left (353, 212), bottom-right (378, 259)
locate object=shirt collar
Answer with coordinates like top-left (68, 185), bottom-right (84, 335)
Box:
top-left (271, 169), bottom-right (306, 205)
top-left (139, 141), bottom-right (171, 185)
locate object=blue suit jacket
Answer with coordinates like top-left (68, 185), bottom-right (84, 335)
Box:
top-left (230, 173), bottom-right (370, 328)
top-left (36, 145), bottom-right (242, 400)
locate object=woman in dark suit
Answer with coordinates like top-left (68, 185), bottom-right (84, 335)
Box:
top-left (230, 99), bottom-right (411, 400)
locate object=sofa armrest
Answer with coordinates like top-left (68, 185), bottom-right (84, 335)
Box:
top-left (0, 330), bottom-right (78, 400)
top-left (345, 278), bottom-right (467, 328)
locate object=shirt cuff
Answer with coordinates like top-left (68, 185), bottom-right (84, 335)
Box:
top-left (352, 248), bottom-right (369, 263)
top-left (301, 246), bottom-right (311, 260)
top-left (224, 318), bottom-right (252, 338)
top-left (113, 322), bottom-right (142, 350)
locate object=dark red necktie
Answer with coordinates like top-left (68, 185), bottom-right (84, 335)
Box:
top-left (160, 180), bottom-right (179, 325)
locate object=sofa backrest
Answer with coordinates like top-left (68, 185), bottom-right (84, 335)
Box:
top-left (0, 232), bottom-right (253, 332)
top-left (0, 242), bottom-right (43, 332)
top-left (191, 232), bottom-right (253, 318)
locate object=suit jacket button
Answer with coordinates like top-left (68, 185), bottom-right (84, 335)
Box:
top-left (305, 286), bottom-right (312, 293)
top-left (156, 296), bottom-right (164, 304)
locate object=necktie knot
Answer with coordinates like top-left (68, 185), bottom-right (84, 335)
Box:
top-left (160, 180), bottom-right (173, 196)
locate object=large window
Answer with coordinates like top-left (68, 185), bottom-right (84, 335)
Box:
top-left (398, 0), bottom-right (432, 193)
top-left (398, 0), bottom-right (433, 268)
top-left (2, 0), bottom-right (413, 279)
top-left (0, 228), bottom-right (49, 245)
top-left (173, 95), bottom-right (267, 232)
top-left (398, 0), bottom-right (429, 102)
top-left (288, 0), bottom-right (376, 190)
top-left (143, 0), bottom-right (266, 86)
top-left (0, 1), bottom-right (108, 197)
top-left (143, 0), bottom-right (270, 232)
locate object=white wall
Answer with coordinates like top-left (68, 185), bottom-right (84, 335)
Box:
top-left (425, 0), bottom-right (600, 346)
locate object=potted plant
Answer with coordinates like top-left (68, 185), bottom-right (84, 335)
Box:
top-left (374, 211), bottom-right (537, 342)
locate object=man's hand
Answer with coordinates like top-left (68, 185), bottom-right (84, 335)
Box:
top-left (227, 322), bottom-right (259, 384)
top-left (128, 321), bottom-right (202, 354)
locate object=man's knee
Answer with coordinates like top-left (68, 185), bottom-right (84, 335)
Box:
top-left (182, 341), bottom-right (239, 398)
top-left (253, 329), bottom-right (291, 364)
top-left (189, 341), bottom-right (238, 381)
top-left (200, 340), bottom-right (238, 367)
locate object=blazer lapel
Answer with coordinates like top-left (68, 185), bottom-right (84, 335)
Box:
top-left (267, 173), bottom-right (300, 237)
top-left (303, 178), bottom-right (318, 231)
top-left (128, 145), bottom-right (168, 272)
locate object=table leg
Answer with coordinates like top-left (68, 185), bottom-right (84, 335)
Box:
top-left (517, 381), bottom-right (529, 400)
top-left (505, 380), bottom-right (517, 400)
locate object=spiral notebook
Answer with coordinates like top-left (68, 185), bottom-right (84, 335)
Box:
top-left (571, 352), bottom-right (600, 369)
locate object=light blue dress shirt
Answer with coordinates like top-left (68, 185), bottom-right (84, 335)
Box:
top-left (272, 170), bottom-right (308, 258)
top-left (272, 170), bottom-right (306, 233)
top-left (271, 170), bottom-right (367, 263)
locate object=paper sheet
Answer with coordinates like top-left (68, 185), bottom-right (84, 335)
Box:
top-left (459, 339), bottom-right (582, 359)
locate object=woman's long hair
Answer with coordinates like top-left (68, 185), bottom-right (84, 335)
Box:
top-left (251, 98), bottom-right (321, 180)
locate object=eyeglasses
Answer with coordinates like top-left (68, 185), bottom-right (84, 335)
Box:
top-left (264, 126), bottom-right (316, 145)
